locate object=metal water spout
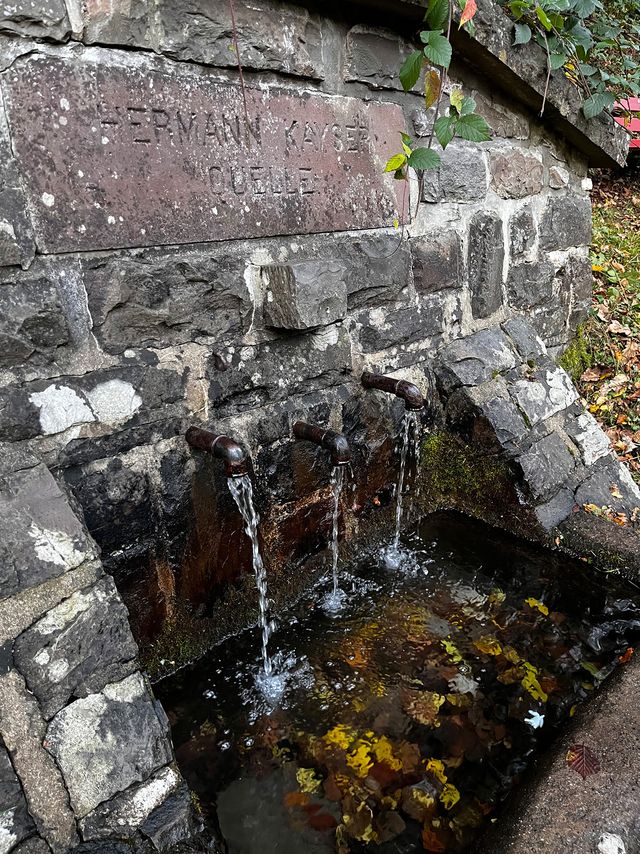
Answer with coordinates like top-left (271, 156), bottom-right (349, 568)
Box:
top-left (293, 421), bottom-right (351, 467)
top-left (185, 427), bottom-right (249, 478)
top-left (361, 371), bottom-right (425, 411)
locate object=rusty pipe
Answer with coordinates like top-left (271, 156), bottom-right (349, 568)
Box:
top-left (361, 371), bottom-right (425, 411)
top-left (185, 427), bottom-right (249, 478)
top-left (293, 421), bottom-right (351, 467)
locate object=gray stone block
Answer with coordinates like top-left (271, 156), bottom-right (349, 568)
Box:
top-left (539, 195), bottom-right (592, 250)
top-left (345, 26), bottom-right (417, 91)
top-left (558, 253), bottom-right (593, 332)
top-left (0, 670), bottom-right (78, 851)
top-left (0, 742), bottom-right (36, 850)
top-left (11, 838), bottom-right (52, 854)
top-left (439, 328), bottom-right (516, 387)
top-left (510, 366), bottom-right (579, 425)
top-left (0, 453), bottom-right (97, 600)
top-left (46, 673), bottom-right (173, 818)
top-left (489, 148), bottom-right (544, 198)
top-left (15, 577), bottom-right (138, 719)
top-left (0, 0), bottom-right (70, 40)
top-left (502, 317), bottom-right (547, 361)
top-left (79, 765), bottom-right (182, 842)
top-left (506, 260), bottom-right (555, 310)
top-left (564, 411), bottom-right (610, 467)
top-left (82, 0), bottom-right (157, 49)
top-left (262, 261), bottom-right (347, 330)
top-left (139, 784), bottom-right (196, 850)
top-left (467, 211), bottom-right (505, 319)
top-left (535, 488), bottom-right (575, 530)
top-left (517, 432), bottom-right (576, 500)
top-left (549, 165), bottom-right (570, 189)
top-left (419, 143), bottom-right (488, 203)
top-left (344, 235), bottom-right (411, 309)
top-left (574, 456), bottom-right (640, 512)
top-left (467, 376), bottom-right (528, 445)
top-left (509, 206), bottom-right (536, 258)
top-left (83, 249), bottom-right (252, 355)
top-left (359, 293), bottom-right (449, 353)
top-left (0, 275), bottom-right (69, 368)
top-left (411, 232), bottom-right (462, 293)
top-left (157, 0), bottom-right (323, 78)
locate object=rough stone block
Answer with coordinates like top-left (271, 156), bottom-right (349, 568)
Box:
top-left (139, 784), bottom-right (195, 850)
top-left (467, 211), bottom-right (505, 319)
top-left (411, 232), bottom-right (462, 293)
top-left (489, 148), bottom-right (544, 198)
top-left (0, 0), bottom-right (70, 40)
top-left (79, 765), bottom-right (182, 842)
top-left (83, 247), bottom-right (252, 354)
top-left (0, 275), bottom-right (69, 368)
top-left (517, 433), bottom-right (576, 500)
top-left (564, 411), bottom-right (610, 467)
top-left (539, 195), bottom-right (592, 250)
top-left (506, 260), bottom-right (555, 310)
top-left (549, 165), bottom-right (570, 189)
top-left (0, 451), bottom-right (97, 600)
top-left (501, 317), bottom-right (546, 361)
top-left (0, 742), bottom-right (36, 851)
top-left (574, 456), bottom-right (640, 512)
top-left (359, 293), bottom-right (449, 353)
top-left (15, 577), bottom-right (138, 719)
top-left (467, 376), bottom-right (528, 445)
top-left (419, 143), bottom-right (488, 203)
top-left (510, 367), bottom-right (579, 425)
top-left (157, 0), bottom-right (323, 78)
top-left (344, 235), bottom-right (411, 309)
top-left (10, 838), bottom-right (51, 854)
top-left (535, 488), bottom-right (575, 530)
top-left (345, 26), bottom-right (418, 91)
top-left (439, 328), bottom-right (516, 387)
top-left (262, 261), bottom-right (347, 330)
top-left (46, 673), bottom-right (173, 818)
top-left (82, 0), bottom-right (157, 50)
top-left (558, 252), bottom-right (593, 331)
top-left (0, 670), bottom-right (78, 851)
top-left (509, 206), bottom-right (536, 258)
top-left (473, 92), bottom-right (530, 140)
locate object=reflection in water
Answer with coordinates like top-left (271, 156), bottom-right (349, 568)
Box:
top-left (158, 512), bottom-right (640, 853)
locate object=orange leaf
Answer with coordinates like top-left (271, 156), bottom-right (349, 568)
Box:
top-left (422, 827), bottom-right (447, 852)
top-left (459, 0), bottom-right (478, 26)
top-left (425, 68), bottom-right (441, 109)
top-left (619, 647), bottom-right (634, 664)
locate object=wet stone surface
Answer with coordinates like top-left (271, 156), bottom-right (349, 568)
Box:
top-left (2, 55), bottom-right (403, 253)
top-left (157, 512), bottom-right (640, 854)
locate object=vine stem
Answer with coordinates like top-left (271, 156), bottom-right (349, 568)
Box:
top-left (540, 31), bottom-right (552, 116)
top-left (228, 0), bottom-right (252, 140)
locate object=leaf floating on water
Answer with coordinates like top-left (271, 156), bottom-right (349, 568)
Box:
top-left (324, 724), bottom-right (356, 751)
top-left (566, 743), bottom-right (600, 779)
top-left (296, 767), bottom-right (322, 794)
top-left (473, 635), bottom-right (502, 656)
top-left (439, 782), bottom-right (461, 810)
top-left (405, 691), bottom-right (446, 727)
top-left (521, 665), bottom-right (548, 703)
top-left (524, 597), bottom-right (549, 616)
top-left (441, 638), bottom-right (463, 663)
top-left (488, 588), bottom-right (506, 606)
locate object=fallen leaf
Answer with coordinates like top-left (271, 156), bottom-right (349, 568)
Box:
top-left (608, 320), bottom-right (633, 336)
top-left (566, 743), bottom-right (600, 779)
top-left (619, 647), bottom-right (634, 664)
top-left (524, 597), bottom-right (549, 616)
top-left (296, 767), bottom-right (322, 794)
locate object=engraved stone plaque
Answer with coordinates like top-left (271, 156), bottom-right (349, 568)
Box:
top-left (1, 54), bottom-right (406, 253)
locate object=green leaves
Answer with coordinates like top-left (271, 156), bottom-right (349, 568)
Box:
top-left (549, 52), bottom-right (568, 70)
top-left (384, 153), bottom-right (407, 173)
top-left (424, 0), bottom-right (449, 31)
top-left (399, 50), bottom-right (424, 92)
top-left (582, 90), bottom-right (615, 118)
top-left (535, 5), bottom-right (553, 31)
top-left (434, 115), bottom-right (456, 148)
top-left (513, 22), bottom-right (532, 44)
top-left (408, 147), bottom-right (442, 170)
top-left (420, 30), bottom-right (453, 68)
top-left (455, 113), bottom-right (492, 141)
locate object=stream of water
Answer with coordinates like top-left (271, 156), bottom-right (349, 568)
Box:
top-left (321, 465), bottom-right (346, 615)
top-left (227, 474), bottom-right (274, 677)
top-left (384, 410), bottom-right (421, 569)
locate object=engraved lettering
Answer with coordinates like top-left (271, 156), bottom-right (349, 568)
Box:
top-left (250, 166), bottom-right (266, 194)
top-left (346, 124), bottom-right (358, 153)
top-left (152, 108), bottom-right (172, 141)
top-left (332, 124), bottom-right (343, 152)
top-left (177, 111), bottom-right (198, 144)
top-left (127, 106), bottom-right (150, 144)
top-left (285, 120), bottom-right (300, 152)
top-left (208, 165), bottom-right (224, 194)
top-left (299, 167), bottom-right (315, 195)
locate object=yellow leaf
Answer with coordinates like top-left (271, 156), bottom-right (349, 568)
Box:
top-left (296, 767), bottom-right (322, 794)
top-left (346, 741), bottom-right (373, 778)
top-left (425, 758), bottom-right (448, 785)
top-left (405, 691), bottom-right (445, 727)
top-left (521, 668), bottom-right (548, 702)
top-left (473, 635), bottom-right (502, 656)
top-left (324, 724), bottom-right (356, 751)
top-left (489, 588), bottom-right (506, 606)
top-left (524, 597), bottom-right (549, 616)
top-left (425, 68), bottom-right (441, 109)
top-left (441, 638), bottom-right (463, 663)
top-left (502, 645), bottom-right (521, 664)
top-left (393, 218), bottom-right (400, 229)
top-left (371, 735), bottom-right (403, 771)
top-left (440, 783), bottom-right (461, 810)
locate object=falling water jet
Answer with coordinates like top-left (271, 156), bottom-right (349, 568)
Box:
top-left (186, 427), bottom-right (278, 689)
top-left (292, 421), bottom-right (351, 614)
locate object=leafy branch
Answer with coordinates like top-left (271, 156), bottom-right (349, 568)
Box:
top-left (384, 0), bottom-right (492, 195)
